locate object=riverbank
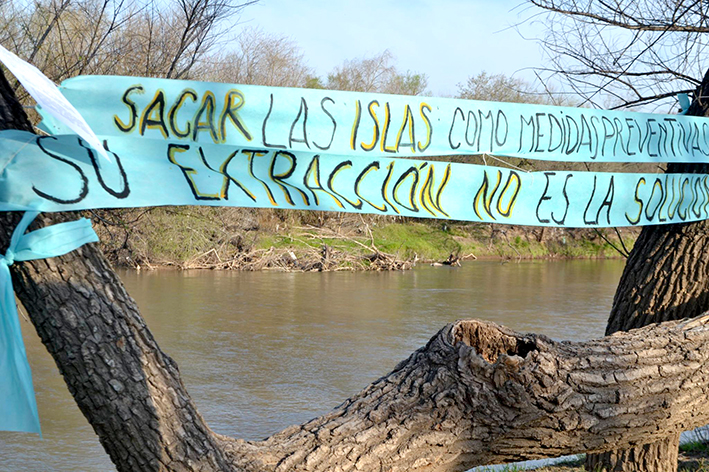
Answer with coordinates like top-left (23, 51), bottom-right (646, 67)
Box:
top-left (478, 440), bottom-right (709, 471)
top-left (91, 207), bottom-right (638, 271)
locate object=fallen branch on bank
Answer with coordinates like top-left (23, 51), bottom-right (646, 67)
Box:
top-left (177, 226), bottom-right (415, 271)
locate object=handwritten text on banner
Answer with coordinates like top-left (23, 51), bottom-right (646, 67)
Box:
top-left (1, 130), bottom-right (708, 227)
top-left (41, 75), bottom-right (709, 164)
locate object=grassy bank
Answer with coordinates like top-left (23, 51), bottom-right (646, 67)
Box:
top-left (92, 207), bottom-right (638, 270)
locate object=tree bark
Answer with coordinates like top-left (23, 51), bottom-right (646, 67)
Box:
top-left (220, 315), bottom-right (709, 471)
top-left (585, 436), bottom-right (679, 472)
top-left (5, 69), bottom-right (709, 471)
top-left (584, 69), bottom-right (709, 471)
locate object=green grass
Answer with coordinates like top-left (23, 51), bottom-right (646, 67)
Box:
top-left (475, 465), bottom-right (526, 472)
top-left (96, 207), bottom-right (638, 268)
top-left (135, 207), bottom-right (230, 262)
top-left (154, 217), bottom-right (635, 265)
top-left (255, 234), bottom-right (313, 251)
top-left (682, 441), bottom-right (709, 454)
top-left (370, 222), bottom-right (462, 260)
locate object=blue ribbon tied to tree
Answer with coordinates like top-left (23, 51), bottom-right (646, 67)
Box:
top-left (0, 211), bottom-right (98, 434)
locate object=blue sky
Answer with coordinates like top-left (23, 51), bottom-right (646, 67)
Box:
top-left (239, 0), bottom-right (546, 97)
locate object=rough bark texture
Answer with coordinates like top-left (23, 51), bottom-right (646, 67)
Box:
top-left (607, 215), bottom-right (709, 335)
top-left (4, 69), bottom-right (709, 471)
top-left (1, 67), bottom-right (236, 472)
top-left (0, 68), bottom-right (33, 133)
top-left (7, 211), bottom-right (237, 471)
top-left (585, 69), bottom-right (709, 472)
top-left (585, 436), bottom-right (679, 472)
top-left (220, 316), bottom-right (709, 472)
top-left (607, 68), bottom-right (709, 335)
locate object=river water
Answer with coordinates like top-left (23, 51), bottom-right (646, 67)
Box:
top-left (0, 259), bottom-right (626, 471)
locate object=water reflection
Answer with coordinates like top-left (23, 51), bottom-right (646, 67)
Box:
top-left (1, 260), bottom-right (624, 471)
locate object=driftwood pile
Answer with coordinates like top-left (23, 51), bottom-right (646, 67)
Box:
top-left (176, 226), bottom-right (415, 271)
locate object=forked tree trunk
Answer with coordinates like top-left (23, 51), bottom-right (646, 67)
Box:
top-left (584, 70), bottom-right (709, 472)
top-left (4, 70), bottom-right (709, 471)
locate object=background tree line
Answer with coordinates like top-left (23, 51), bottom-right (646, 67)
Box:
top-left (0, 1), bottom-right (545, 100)
top-left (0, 0), bottom-right (638, 271)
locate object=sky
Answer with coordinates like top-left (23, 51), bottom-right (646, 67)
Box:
top-left (238, 0), bottom-right (548, 97)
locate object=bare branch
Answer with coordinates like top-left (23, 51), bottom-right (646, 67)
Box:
top-left (530, 0), bottom-right (709, 109)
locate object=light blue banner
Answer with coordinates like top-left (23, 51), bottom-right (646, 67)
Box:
top-left (2, 130), bottom-right (708, 227)
top-left (0, 211), bottom-right (98, 434)
top-left (8, 71), bottom-right (709, 438)
top-left (39, 75), bottom-right (709, 164)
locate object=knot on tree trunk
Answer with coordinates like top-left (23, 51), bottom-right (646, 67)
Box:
top-left (450, 320), bottom-right (540, 364)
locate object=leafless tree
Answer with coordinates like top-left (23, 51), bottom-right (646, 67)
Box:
top-left (527, 2), bottom-right (709, 470)
top-left (202, 27), bottom-right (314, 87)
top-left (0, 0), bottom-right (256, 84)
top-left (457, 70), bottom-right (551, 104)
top-left (528, 0), bottom-right (708, 110)
top-left (325, 49), bottom-right (429, 95)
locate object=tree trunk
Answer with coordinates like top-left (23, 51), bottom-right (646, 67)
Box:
top-left (585, 436), bottom-right (679, 472)
top-left (584, 70), bottom-right (709, 471)
top-left (226, 314), bottom-right (709, 471)
top-left (5, 70), bottom-right (709, 471)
